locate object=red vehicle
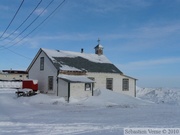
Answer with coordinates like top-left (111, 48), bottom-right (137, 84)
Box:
top-left (22, 80), bottom-right (38, 91)
top-left (16, 80), bottom-right (38, 97)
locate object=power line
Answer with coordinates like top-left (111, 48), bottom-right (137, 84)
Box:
top-left (0, 0), bottom-right (66, 69)
top-left (0, 0), bottom-right (66, 62)
top-left (1, 0), bottom-right (66, 50)
top-left (0, 0), bottom-right (53, 49)
top-left (1, 46), bottom-right (31, 60)
top-left (0, 0), bottom-right (25, 39)
top-left (0, 0), bottom-right (43, 41)
top-left (20, 0), bottom-right (66, 41)
top-left (3, 0), bottom-right (55, 47)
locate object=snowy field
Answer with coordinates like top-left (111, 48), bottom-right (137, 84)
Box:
top-left (0, 88), bottom-right (180, 135)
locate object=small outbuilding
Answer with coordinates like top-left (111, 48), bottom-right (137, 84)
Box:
top-left (58, 74), bottom-right (95, 102)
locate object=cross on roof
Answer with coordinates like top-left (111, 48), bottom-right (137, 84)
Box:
top-left (97, 38), bottom-right (100, 45)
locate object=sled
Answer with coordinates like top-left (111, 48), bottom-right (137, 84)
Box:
top-left (15, 89), bottom-right (37, 97)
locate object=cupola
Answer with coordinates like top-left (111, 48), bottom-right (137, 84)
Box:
top-left (94, 38), bottom-right (103, 55)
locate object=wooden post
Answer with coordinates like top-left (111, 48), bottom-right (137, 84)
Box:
top-left (92, 83), bottom-right (94, 96)
top-left (57, 78), bottom-right (59, 96)
top-left (68, 82), bottom-right (70, 103)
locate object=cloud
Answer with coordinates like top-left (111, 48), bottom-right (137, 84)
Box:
top-left (34, 8), bottom-right (48, 16)
top-left (130, 57), bottom-right (180, 66)
top-left (102, 22), bottom-right (180, 40)
top-left (25, 21), bottom-right (180, 53)
top-left (69, 0), bottom-right (152, 14)
top-left (90, 0), bottom-right (151, 13)
top-left (34, 33), bottom-right (96, 41)
top-left (99, 22), bottom-right (180, 52)
top-left (36, 21), bottom-right (180, 40)
top-left (32, 22), bottom-right (180, 50)
top-left (118, 57), bottom-right (180, 70)
top-left (135, 23), bottom-right (180, 39)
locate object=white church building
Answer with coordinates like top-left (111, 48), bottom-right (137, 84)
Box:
top-left (27, 40), bottom-right (137, 101)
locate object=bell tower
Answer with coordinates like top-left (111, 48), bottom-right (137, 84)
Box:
top-left (94, 38), bottom-right (103, 55)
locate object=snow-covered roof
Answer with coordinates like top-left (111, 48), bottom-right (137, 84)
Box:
top-left (94, 44), bottom-right (103, 49)
top-left (60, 65), bottom-right (82, 72)
top-left (0, 70), bottom-right (27, 74)
top-left (0, 70), bottom-right (9, 75)
top-left (41, 48), bottom-right (123, 74)
top-left (42, 48), bottom-right (109, 64)
top-left (58, 74), bottom-right (95, 83)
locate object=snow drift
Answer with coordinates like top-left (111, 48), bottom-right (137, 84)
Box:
top-left (1, 88), bottom-right (180, 135)
top-left (137, 87), bottom-right (180, 105)
top-left (82, 89), bottom-right (150, 107)
top-left (15, 88), bottom-right (151, 108)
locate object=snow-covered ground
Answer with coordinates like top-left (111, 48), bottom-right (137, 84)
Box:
top-left (136, 87), bottom-right (180, 105)
top-left (0, 87), bottom-right (180, 135)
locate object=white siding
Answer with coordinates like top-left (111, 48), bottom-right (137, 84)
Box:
top-left (121, 76), bottom-right (136, 97)
top-left (58, 79), bottom-right (68, 100)
top-left (70, 83), bottom-right (92, 98)
top-left (58, 79), bottom-right (92, 100)
top-left (29, 51), bottom-right (58, 94)
top-left (28, 49), bottom-right (136, 98)
top-left (0, 74), bottom-right (28, 80)
top-left (86, 72), bottom-right (136, 97)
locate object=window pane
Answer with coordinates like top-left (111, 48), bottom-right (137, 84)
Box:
top-left (48, 76), bottom-right (53, 90)
top-left (40, 57), bottom-right (44, 70)
top-left (123, 79), bottom-right (129, 91)
top-left (85, 83), bottom-right (91, 91)
top-left (106, 78), bottom-right (113, 90)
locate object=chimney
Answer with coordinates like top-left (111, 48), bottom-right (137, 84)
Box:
top-left (81, 48), bottom-right (84, 53)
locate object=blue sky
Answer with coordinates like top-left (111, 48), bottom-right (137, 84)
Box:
top-left (0, 0), bottom-right (180, 88)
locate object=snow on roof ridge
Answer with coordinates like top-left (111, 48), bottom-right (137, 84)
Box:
top-left (42, 48), bottom-right (111, 64)
top-left (95, 44), bottom-right (103, 48)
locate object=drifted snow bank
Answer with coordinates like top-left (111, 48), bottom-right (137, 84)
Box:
top-left (81, 89), bottom-right (150, 107)
top-left (5, 87), bottom-right (180, 107)
top-left (137, 87), bottom-right (180, 105)
top-left (15, 89), bottom-right (151, 108)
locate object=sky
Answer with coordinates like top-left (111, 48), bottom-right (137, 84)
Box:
top-left (0, 0), bottom-right (180, 88)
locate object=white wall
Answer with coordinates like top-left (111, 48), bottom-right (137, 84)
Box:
top-left (29, 51), bottom-right (58, 94)
top-left (58, 79), bottom-right (68, 100)
top-left (86, 72), bottom-right (136, 97)
top-left (58, 79), bottom-right (92, 100)
top-left (28, 50), bottom-right (136, 97)
top-left (70, 83), bottom-right (92, 99)
top-left (0, 74), bottom-right (28, 80)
